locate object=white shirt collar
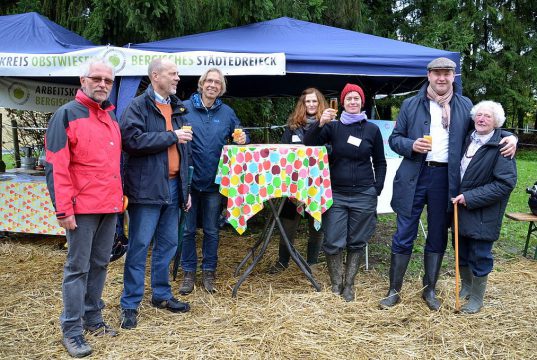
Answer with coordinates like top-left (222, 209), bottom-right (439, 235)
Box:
top-left (471, 130), bottom-right (494, 145)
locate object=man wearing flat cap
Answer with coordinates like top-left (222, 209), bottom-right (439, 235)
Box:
top-left (379, 57), bottom-right (517, 311)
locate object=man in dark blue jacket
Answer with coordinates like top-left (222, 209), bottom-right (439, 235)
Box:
top-left (379, 57), bottom-right (517, 311)
top-left (119, 58), bottom-right (192, 329)
top-left (179, 68), bottom-right (249, 294)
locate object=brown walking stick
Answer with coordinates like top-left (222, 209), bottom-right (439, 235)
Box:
top-left (454, 202), bottom-right (460, 312)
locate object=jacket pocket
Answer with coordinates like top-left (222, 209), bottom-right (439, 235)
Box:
top-left (71, 176), bottom-right (92, 206)
top-left (481, 204), bottom-right (498, 225)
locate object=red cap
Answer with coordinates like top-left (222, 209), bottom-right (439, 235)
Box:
top-left (340, 83), bottom-right (365, 106)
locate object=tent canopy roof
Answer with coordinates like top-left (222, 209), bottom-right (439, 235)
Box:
top-left (0, 12), bottom-right (94, 54)
top-left (130, 17), bottom-right (459, 96)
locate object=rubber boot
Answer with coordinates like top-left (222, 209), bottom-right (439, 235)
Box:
top-left (325, 252), bottom-right (344, 294)
top-left (422, 252), bottom-right (444, 311)
top-left (341, 250), bottom-right (362, 302)
top-left (379, 253), bottom-right (411, 309)
top-left (274, 217), bottom-right (298, 270)
top-left (461, 275), bottom-right (488, 314)
top-left (179, 271), bottom-right (196, 295)
top-left (459, 266), bottom-right (473, 300)
top-left (306, 228), bottom-right (323, 265)
top-left (267, 260), bottom-right (288, 275)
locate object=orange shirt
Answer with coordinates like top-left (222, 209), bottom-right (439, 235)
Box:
top-left (155, 102), bottom-right (180, 179)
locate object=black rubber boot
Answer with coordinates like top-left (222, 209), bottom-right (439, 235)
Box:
top-left (422, 252), bottom-right (444, 311)
top-left (267, 261), bottom-right (288, 275)
top-left (341, 250), bottom-right (362, 302)
top-left (325, 252), bottom-right (344, 294)
top-left (306, 228), bottom-right (323, 265)
top-left (379, 253), bottom-right (411, 309)
top-left (459, 266), bottom-right (473, 300)
top-left (461, 275), bottom-right (488, 314)
top-left (276, 217), bottom-right (298, 267)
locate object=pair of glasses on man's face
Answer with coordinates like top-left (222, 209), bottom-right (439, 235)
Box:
top-left (204, 79), bottom-right (222, 86)
top-left (86, 76), bottom-right (114, 86)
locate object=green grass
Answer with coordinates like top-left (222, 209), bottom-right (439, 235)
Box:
top-left (1, 153), bottom-right (15, 170)
top-left (496, 149), bottom-right (537, 256)
top-left (340, 149), bottom-right (536, 276)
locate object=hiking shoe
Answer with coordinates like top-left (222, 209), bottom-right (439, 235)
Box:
top-left (62, 334), bottom-right (92, 358)
top-left (84, 321), bottom-right (118, 337)
top-left (202, 271), bottom-right (217, 293)
top-left (151, 297), bottom-right (190, 313)
top-left (179, 271), bottom-right (196, 295)
top-left (267, 261), bottom-right (288, 275)
top-left (120, 308), bottom-right (138, 330)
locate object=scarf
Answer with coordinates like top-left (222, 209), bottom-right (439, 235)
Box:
top-left (426, 85), bottom-right (453, 130)
top-left (340, 111), bottom-right (367, 125)
top-left (304, 115), bottom-right (317, 131)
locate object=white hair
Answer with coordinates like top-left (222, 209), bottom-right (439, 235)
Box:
top-left (80, 58), bottom-right (116, 78)
top-left (470, 100), bottom-right (506, 128)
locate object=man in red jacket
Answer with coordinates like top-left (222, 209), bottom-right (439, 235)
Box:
top-left (45, 58), bottom-right (123, 358)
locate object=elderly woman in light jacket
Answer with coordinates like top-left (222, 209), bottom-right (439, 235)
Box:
top-left (452, 100), bottom-right (517, 314)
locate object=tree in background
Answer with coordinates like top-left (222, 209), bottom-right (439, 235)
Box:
top-left (2, 0), bottom-right (536, 130)
top-left (391, 0), bottom-right (536, 129)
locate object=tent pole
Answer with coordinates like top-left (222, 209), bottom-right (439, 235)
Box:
top-left (11, 119), bottom-right (20, 168)
top-left (264, 124), bottom-right (269, 144)
top-left (0, 114), bottom-right (5, 172)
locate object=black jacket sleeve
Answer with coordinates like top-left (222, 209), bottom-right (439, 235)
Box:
top-left (372, 128), bottom-right (387, 195)
top-left (120, 100), bottom-right (178, 156)
top-left (281, 127), bottom-right (293, 144)
top-left (304, 121), bottom-right (330, 146)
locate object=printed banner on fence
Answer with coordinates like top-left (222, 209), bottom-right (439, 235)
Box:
top-left (0, 46), bottom-right (286, 77)
top-left (0, 77), bottom-right (78, 112)
top-left (368, 120), bottom-right (399, 159)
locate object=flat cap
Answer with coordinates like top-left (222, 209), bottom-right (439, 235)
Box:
top-left (427, 57), bottom-right (456, 70)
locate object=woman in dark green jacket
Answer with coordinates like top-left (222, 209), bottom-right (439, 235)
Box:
top-left (452, 100), bottom-right (517, 314)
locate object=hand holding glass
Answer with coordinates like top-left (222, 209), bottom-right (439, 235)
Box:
top-left (329, 97), bottom-right (338, 111)
top-left (175, 125), bottom-right (192, 143)
top-left (233, 128), bottom-right (244, 142)
top-left (423, 134), bottom-right (432, 151)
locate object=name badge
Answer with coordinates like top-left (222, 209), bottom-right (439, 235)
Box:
top-left (347, 135), bottom-right (362, 147)
top-left (291, 135), bottom-right (301, 143)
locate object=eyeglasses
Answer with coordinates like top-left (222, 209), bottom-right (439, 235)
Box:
top-left (204, 79), bottom-right (222, 86)
top-left (86, 76), bottom-right (114, 86)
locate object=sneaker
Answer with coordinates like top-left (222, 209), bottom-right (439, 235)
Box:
top-left (120, 308), bottom-right (138, 330)
top-left (179, 271), bottom-right (196, 295)
top-left (84, 322), bottom-right (118, 337)
top-left (151, 297), bottom-right (190, 313)
top-left (62, 334), bottom-right (92, 358)
top-left (267, 261), bottom-right (288, 275)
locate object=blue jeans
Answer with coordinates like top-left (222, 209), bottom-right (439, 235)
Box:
top-left (181, 189), bottom-right (221, 272)
top-left (458, 236), bottom-right (494, 277)
top-left (392, 165), bottom-right (449, 255)
top-left (120, 178), bottom-right (179, 309)
top-left (61, 214), bottom-right (117, 337)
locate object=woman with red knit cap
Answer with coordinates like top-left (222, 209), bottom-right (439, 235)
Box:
top-left (304, 83), bottom-right (386, 301)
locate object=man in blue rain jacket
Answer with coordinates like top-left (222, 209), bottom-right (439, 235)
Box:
top-left (179, 68), bottom-right (249, 294)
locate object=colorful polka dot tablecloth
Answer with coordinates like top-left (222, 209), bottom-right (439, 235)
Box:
top-left (215, 144), bottom-right (333, 235)
top-left (0, 177), bottom-right (65, 235)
